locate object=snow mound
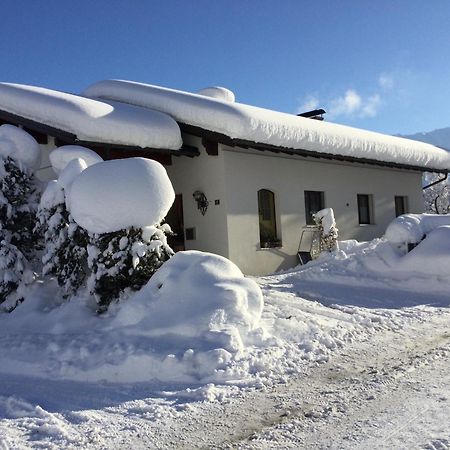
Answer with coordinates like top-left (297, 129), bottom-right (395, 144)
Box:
top-left (197, 86), bottom-right (236, 102)
top-left (84, 79), bottom-right (450, 171)
top-left (113, 251), bottom-right (263, 353)
top-left (0, 251), bottom-right (265, 383)
top-left (57, 158), bottom-right (87, 190)
top-left (0, 83), bottom-right (182, 150)
top-left (396, 226), bottom-right (450, 277)
top-left (39, 180), bottom-right (65, 210)
top-left (385, 213), bottom-right (450, 245)
top-left (68, 158), bottom-right (175, 234)
top-left (0, 124), bottom-right (40, 169)
top-left (50, 146), bottom-right (103, 175)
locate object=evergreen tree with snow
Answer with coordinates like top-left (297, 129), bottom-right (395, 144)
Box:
top-left (36, 158), bottom-right (90, 298)
top-left (0, 238), bottom-right (33, 311)
top-left (0, 156), bottom-right (41, 257)
top-left (68, 157), bottom-right (176, 312)
top-left (36, 190), bottom-right (89, 297)
top-left (88, 224), bottom-right (173, 313)
top-left (0, 125), bottom-right (41, 310)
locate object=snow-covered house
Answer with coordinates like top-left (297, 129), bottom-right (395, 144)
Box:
top-left (1, 81), bottom-right (449, 275)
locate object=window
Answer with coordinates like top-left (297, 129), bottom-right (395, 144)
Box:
top-left (304, 191), bottom-right (325, 225)
top-left (395, 196), bottom-right (408, 217)
top-left (257, 189), bottom-right (280, 248)
top-left (357, 194), bottom-right (373, 225)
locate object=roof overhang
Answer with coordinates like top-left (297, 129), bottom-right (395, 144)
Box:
top-left (179, 122), bottom-right (448, 174)
top-left (0, 108), bottom-right (199, 158)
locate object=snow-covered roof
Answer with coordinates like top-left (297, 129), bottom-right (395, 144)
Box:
top-left (0, 83), bottom-right (182, 150)
top-left (84, 80), bottom-right (450, 172)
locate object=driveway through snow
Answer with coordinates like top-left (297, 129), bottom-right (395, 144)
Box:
top-left (2, 301), bottom-right (449, 449)
top-left (1, 248), bottom-right (450, 449)
top-left (121, 307), bottom-right (449, 449)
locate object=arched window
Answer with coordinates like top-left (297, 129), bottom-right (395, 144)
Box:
top-left (257, 189), bottom-right (280, 248)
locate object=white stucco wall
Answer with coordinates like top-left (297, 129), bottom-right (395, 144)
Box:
top-left (222, 147), bottom-right (424, 275)
top-left (35, 137), bottom-right (57, 181)
top-left (165, 135), bottom-right (229, 257)
top-left (32, 132), bottom-right (425, 277)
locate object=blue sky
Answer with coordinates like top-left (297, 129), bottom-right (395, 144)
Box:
top-left (1, 0), bottom-right (449, 135)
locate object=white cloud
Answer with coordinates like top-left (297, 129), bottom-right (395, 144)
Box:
top-left (361, 94), bottom-right (381, 118)
top-left (378, 74), bottom-right (394, 89)
top-left (328, 89), bottom-right (362, 117)
top-left (297, 72), bottom-right (394, 121)
top-left (297, 96), bottom-right (319, 114)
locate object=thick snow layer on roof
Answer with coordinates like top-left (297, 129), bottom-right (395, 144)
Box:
top-left (0, 124), bottom-right (40, 169)
top-left (84, 80), bottom-right (450, 171)
top-left (197, 86), bottom-right (235, 102)
top-left (69, 158), bottom-right (175, 234)
top-left (0, 83), bottom-right (182, 150)
top-left (50, 145), bottom-right (103, 175)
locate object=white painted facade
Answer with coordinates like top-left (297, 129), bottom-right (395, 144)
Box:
top-left (34, 133), bottom-right (424, 275)
top-left (164, 136), bottom-right (423, 275)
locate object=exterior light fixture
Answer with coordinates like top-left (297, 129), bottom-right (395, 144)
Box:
top-left (193, 190), bottom-right (209, 215)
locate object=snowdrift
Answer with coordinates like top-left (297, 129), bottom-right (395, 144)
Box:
top-left (0, 252), bottom-right (265, 383)
top-left (113, 251), bottom-right (264, 352)
top-left (385, 213), bottom-right (450, 246)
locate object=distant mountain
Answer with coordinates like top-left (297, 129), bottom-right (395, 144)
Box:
top-left (400, 127), bottom-right (450, 150)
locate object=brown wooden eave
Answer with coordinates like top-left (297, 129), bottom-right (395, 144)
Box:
top-left (178, 122), bottom-right (449, 174)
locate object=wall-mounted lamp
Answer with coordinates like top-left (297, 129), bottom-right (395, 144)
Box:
top-left (193, 190), bottom-right (209, 215)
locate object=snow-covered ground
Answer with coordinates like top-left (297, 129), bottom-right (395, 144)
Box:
top-left (1, 238), bottom-right (449, 449)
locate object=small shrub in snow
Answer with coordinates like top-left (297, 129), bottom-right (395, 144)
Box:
top-left (88, 224), bottom-right (173, 313)
top-left (313, 208), bottom-right (338, 256)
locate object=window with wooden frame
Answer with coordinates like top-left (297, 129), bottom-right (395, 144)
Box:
top-left (357, 194), bottom-right (374, 225)
top-left (257, 189), bottom-right (281, 248)
top-left (304, 190), bottom-right (325, 225)
top-left (394, 195), bottom-right (408, 217)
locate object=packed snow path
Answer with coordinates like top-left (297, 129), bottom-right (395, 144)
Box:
top-left (2, 236), bottom-right (450, 449)
top-left (1, 298), bottom-right (449, 448)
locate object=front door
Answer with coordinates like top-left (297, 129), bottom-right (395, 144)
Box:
top-left (165, 194), bottom-right (185, 252)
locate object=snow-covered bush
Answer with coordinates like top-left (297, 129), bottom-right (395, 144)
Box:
top-left (67, 157), bottom-right (176, 312)
top-left (88, 225), bottom-right (173, 313)
top-left (313, 208), bottom-right (338, 256)
top-left (0, 240), bottom-right (33, 311)
top-left (0, 125), bottom-right (41, 310)
top-left (0, 156), bottom-right (41, 257)
top-left (36, 158), bottom-right (90, 297)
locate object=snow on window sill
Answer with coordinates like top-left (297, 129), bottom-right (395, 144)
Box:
top-left (259, 241), bottom-right (283, 249)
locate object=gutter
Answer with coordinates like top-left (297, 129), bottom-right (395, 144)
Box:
top-left (423, 173), bottom-right (448, 190)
